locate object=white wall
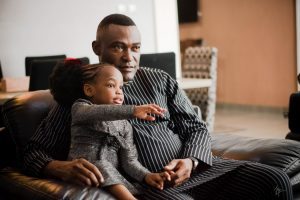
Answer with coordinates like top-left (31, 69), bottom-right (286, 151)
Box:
top-left (153, 0), bottom-right (181, 78)
top-left (297, 0), bottom-right (300, 90)
top-left (0, 0), bottom-right (161, 77)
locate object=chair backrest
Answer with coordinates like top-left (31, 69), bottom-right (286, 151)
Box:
top-left (28, 57), bottom-right (89, 91)
top-left (182, 46), bottom-right (218, 132)
top-left (28, 59), bottom-right (59, 91)
top-left (78, 57), bottom-right (90, 66)
top-left (140, 52), bottom-right (176, 79)
top-left (25, 55), bottom-right (66, 76)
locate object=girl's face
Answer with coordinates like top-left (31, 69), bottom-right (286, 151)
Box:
top-left (86, 66), bottom-right (124, 105)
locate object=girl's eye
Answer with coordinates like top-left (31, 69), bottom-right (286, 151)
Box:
top-left (119, 85), bottom-right (123, 90)
top-left (107, 83), bottom-right (115, 88)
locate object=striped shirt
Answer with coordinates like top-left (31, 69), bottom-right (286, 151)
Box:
top-left (23, 67), bottom-right (212, 176)
top-left (123, 67), bottom-right (212, 172)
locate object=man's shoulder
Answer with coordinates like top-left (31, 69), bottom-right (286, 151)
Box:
top-left (138, 67), bottom-right (169, 78)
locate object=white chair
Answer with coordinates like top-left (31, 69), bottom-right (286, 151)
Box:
top-left (182, 46), bottom-right (218, 133)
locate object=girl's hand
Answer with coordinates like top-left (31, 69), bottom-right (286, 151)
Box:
top-left (133, 104), bottom-right (166, 121)
top-left (144, 172), bottom-right (171, 190)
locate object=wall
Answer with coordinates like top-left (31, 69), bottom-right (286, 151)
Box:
top-left (153, 0), bottom-right (181, 78)
top-left (180, 0), bottom-right (297, 108)
top-left (0, 0), bottom-right (180, 78)
top-left (297, 0), bottom-right (300, 90)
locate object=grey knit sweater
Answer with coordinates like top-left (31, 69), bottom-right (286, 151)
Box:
top-left (68, 99), bottom-right (150, 194)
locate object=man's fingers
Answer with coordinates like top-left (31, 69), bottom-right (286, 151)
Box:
top-left (149, 179), bottom-right (163, 190)
top-left (164, 160), bottom-right (178, 171)
top-left (75, 173), bottom-right (93, 186)
top-left (73, 159), bottom-right (103, 186)
top-left (174, 167), bottom-right (190, 186)
top-left (74, 164), bottom-right (99, 186)
top-left (160, 171), bottom-right (171, 181)
top-left (81, 159), bottom-right (104, 183)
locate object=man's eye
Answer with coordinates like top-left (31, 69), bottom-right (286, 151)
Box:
top-left (119, 85), bottom-right (123, 90)
top-left (132, 46), bottom-right (140, 52)
top-left (113, 45), bottom-right (123, 51)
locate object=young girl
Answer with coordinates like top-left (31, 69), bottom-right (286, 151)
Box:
top-left (67, 62), bottom-right (171, 200)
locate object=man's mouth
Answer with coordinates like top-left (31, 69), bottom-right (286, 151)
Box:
top-left (119, 66), bottom-right (135, 72)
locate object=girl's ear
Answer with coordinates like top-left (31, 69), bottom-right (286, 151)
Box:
top-left (83, 84), bottom-right (95, 98)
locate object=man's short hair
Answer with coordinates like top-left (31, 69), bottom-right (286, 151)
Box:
top-left (96, 14), bottom-right (136, 40)
top-left (99, 14), bottom-right (136, 29)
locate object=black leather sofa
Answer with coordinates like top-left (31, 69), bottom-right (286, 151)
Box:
top-left (1, 90), bottom-right (300, 199)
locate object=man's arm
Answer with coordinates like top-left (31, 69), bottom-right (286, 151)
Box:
top-left (23, 104), bottom-right (103, 186)
top-left (163, 73), bottom-right (212, 166)
top-left (23, 104), bottom-right (71, 176)
top-left (162, 72), bottom-right (212, 185)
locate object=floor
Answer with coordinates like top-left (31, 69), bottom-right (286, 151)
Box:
top-left (212, 105), bottom-right (289, 139)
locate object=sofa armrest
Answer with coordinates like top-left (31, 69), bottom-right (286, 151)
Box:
top-left (212, 133), bottom-right (300, 177)
top-left (0, 167), bottom-right (115, 200)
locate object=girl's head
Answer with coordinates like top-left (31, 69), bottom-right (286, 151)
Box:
top-left (50, 59), bottom-right (85, 106)
top-left (81, 63), bottom-right (124, 105)
top-left (50, 59), bottom-right (124, 106)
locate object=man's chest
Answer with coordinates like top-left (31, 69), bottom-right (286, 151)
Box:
top-left (123, 81), bottom-right (167, 106)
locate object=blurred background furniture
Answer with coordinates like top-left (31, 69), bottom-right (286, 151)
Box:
top-left (285, 74), bottom-right (300, 141)
top-left (286, 92), bottom-right (300, 141)
top-left (140, 52), bottom-right (176, 79)
top-left (1, 90), bottom-right (300, 199)
top-left (28, 57), bottom-right (89, 91)
top-left (25, 55), bottom-right (66, 76)
top-left (182, 46), bottom-right (218, 133)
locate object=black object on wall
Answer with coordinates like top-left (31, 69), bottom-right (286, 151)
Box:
top-left (177, 0), bottom-right (199, 23)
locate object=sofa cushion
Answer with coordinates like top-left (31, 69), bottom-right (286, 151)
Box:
top-left (212, 133), bottom-right (300, 177)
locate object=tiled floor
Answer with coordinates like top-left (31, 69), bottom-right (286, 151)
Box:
top-left (212, 105), bottom-right (289, 139)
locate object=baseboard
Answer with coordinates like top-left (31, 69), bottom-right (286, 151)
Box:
top-left (216, 103), bottom-right (288, 114)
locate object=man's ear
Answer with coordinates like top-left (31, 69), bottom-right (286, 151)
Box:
top-left (92, 41), bottom-right (101, 56)
top-left (83, 83), bottom-right (95, 98)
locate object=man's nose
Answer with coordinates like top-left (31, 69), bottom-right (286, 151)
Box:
top-left (122, 49), bottom-right (133, 62)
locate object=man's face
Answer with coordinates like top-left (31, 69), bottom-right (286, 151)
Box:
top-left (93, 24), bottom-right (141, 82)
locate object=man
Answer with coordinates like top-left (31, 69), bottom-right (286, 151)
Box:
top-left (24, 14), bottom-right (292, 199)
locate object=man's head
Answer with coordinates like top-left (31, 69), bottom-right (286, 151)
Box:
top-left (92, 14), bottom-right (141, 82)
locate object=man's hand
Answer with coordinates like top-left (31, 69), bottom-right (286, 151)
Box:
top-left (144, 172), bottom-right (171, 190)
top-left (134, 104), bottom-right (166, 121)
top-left (164, 158), bottom-right (193, 187)
top-left (43, 159), bottom-right (104, 187)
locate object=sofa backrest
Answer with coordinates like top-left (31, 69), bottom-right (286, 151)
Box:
top-left (2, 90), bottom-right (55, 160)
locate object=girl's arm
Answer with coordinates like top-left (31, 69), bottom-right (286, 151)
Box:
top-left (107, 184), bottom-right (136, 200)
top-left (72, 99), bottom-right (134, 124)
